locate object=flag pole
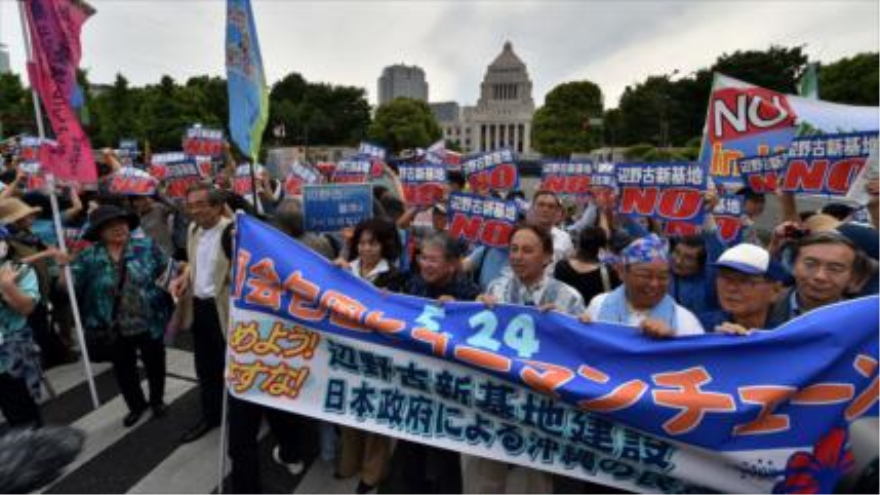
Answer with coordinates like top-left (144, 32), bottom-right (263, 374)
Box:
top-left (17, 0), bottom-right (100, 410)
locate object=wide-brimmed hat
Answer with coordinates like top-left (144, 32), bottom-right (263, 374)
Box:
top-left (83, 205), bottom-right (139, 241)
top-left (0, 198), bottom-right (42, 225)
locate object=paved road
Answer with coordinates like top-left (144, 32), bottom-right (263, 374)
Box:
top-left (22, 347), bottom-right (537, 494)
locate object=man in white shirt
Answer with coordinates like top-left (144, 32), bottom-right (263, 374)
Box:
top-left (584, 234), bottom-right (705, 337)
top-left (527, 190), bottom-right (574, 267)
top-left (170, 183), bottom-right (233, 443)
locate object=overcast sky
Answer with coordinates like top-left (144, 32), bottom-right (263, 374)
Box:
top-left (1, 0), bottom-right (877, 108)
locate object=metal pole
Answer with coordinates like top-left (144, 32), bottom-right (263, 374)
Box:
top-left (18, 0), bottom-right (100, 410)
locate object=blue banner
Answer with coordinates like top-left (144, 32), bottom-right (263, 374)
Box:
top-left (302, 183), bottom-right (373, 232)
top-left (226, 0), bottom-right (269, 161)
top-left (230, 214), bottom-right (878, 492)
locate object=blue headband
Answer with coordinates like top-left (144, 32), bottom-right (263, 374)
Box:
top-left (621, 234), bottom-right (670, 265)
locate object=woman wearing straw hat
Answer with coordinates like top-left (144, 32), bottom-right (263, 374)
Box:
top-left (62, 205), bottom-right (174, 427)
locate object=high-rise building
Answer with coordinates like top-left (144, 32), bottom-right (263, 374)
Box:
top-left (377, 64), bottom-right (428, 105)
top-left (434, 41), bottom-right (536, 155)
top-left (0, 43), bottom-right (10, 75)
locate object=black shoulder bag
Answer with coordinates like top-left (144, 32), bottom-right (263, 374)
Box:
top-left (85, 258), bottom-right (128, 363)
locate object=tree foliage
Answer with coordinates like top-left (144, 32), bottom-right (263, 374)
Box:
top-left (80, 71), bottom-right (370, 152)
top-left (819, 53), bottom-right (879, 106)
top-left (367, 98), bottom-right (442, 153)
top-left (611, 45), bottom-right (811, 147)
top-left (532, 80), bottom-right (604, 157)
top-left (0, 73), bottom-right (37, 138)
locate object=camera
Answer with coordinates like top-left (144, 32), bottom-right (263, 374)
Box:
top-left (784, 225), bottom-right (809, 240)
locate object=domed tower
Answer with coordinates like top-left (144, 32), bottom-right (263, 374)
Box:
top-left (463, 41), bottom-right (535, 155)
top-left (478, 41), bottom-right (535, 109)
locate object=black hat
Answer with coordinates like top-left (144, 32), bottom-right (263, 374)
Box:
top-left (83, 205), bottom-right (139, 241)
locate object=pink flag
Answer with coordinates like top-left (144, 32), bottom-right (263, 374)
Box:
top-left (24, 0), bottom-right (97, 184)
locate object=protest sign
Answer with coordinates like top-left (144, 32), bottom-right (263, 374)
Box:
top-left (283, 161), bottom-right (323, 196)
top-left (540, 160), bottom-right (594, 197)
top-left (108, 166), bottom-right (158, 196)
top-left (233, 163), bottom-right (266, 197)
top-left (332, 158), bottom-right (372, 184)
top-left (230, 214), bottom-right (879, 494)
top-left (699, 73), bottom-right (879, 185)
top-left (463, 148), bottom-right (519, 192)
top-left (183, 126), bottom-right (224, 157)
top-left (398, 162), bottom-right (447, 206)
top-left (711, 194), bottom-right (745, 243)
top-left (447, 192), bottom-right (519, 248)
top-left (782, 131), bottom-right (879, 196)
top-left (18, 161), bottom-right (48, 192)
top-left (590, 162), bottom-right (618, 204)
top-left (737, 151), bottom-right (788, 193)
top-left (19, 136), bottom-right (43, 162)
top-left (847, 147), bottom-right (879, 205)
top-left (359, 141), bottom-right (387, 161)
top-left (616, 162), bottom-right (706, 225)
top-left (150, 152), bottom-right (204, 198)
top-left (118, 138), bottom-right (138, 167)
top-left (302, 183), bottom-right (373, 232)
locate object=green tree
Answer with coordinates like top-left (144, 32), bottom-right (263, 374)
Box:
top-left (91, 73), bottom-right (142, 147)
top-left (267, 72), bottom-right (370, 147)
top-left (612, 45), bottom-right (809, 147)
top-left (367, 98), bottom-right (441, 153)
top-left (532, 80), bottom-right (604, 157)
top-left (0, 73), bottom-right (36, 138)
top-left (819, 53), bottom-right (879, 106)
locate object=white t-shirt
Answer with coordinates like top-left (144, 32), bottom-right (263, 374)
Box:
top-left (551, 226), bottom-right (574, 265)
top-left (585, 293), bottom-right (705, 336)
top-left (193, 222), bottom-right (225, 299)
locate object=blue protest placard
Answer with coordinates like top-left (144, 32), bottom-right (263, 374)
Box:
top-left (283, 161), bottom-right (323, 196)
top-left (332, 158), bottom-right (372, 184)
top-left (447, 192), bottom-right (519, 248)
top-left (737, 151), bottom-right (788, 193)
top-left (782, 131), bottom-right (879, 195)
top-left (398, 162), bottom-right (447, 206)
top-left (149, 152), bottom-right (205, 198)
top-left (359, 141), bottom-right (387, 161)
top-left (184, 126), bottom-right (224, 158)
top-left (462, 148), bottom-right (519, 192)
top-left (303, 183), bottom-right (373, 232)
top-left (616, 162), bottom-right (707, 224)
top-left (540, 159), bottom-right (593, 197)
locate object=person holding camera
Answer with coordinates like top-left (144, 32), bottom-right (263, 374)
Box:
top-left (0, 225), bottom-right (43, 428)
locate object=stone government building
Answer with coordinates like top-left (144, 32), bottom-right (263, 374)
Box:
top-left (430, 41), bottom-right (537, 157)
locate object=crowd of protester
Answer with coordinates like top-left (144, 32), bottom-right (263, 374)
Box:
top-left (0, 140), bottom-right (877, 494)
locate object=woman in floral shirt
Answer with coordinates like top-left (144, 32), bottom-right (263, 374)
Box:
top-left (69, 205), bottom-right (173, 427)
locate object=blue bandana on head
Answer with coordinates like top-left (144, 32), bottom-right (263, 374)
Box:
top-left (620, 234), bottom-right (669, 266)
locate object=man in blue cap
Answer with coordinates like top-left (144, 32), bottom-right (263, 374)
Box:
top-left (700, 244), bottom-right (788, 334)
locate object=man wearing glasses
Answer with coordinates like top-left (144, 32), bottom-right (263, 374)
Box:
top-left (769, 232), bottom-right (867, 324)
